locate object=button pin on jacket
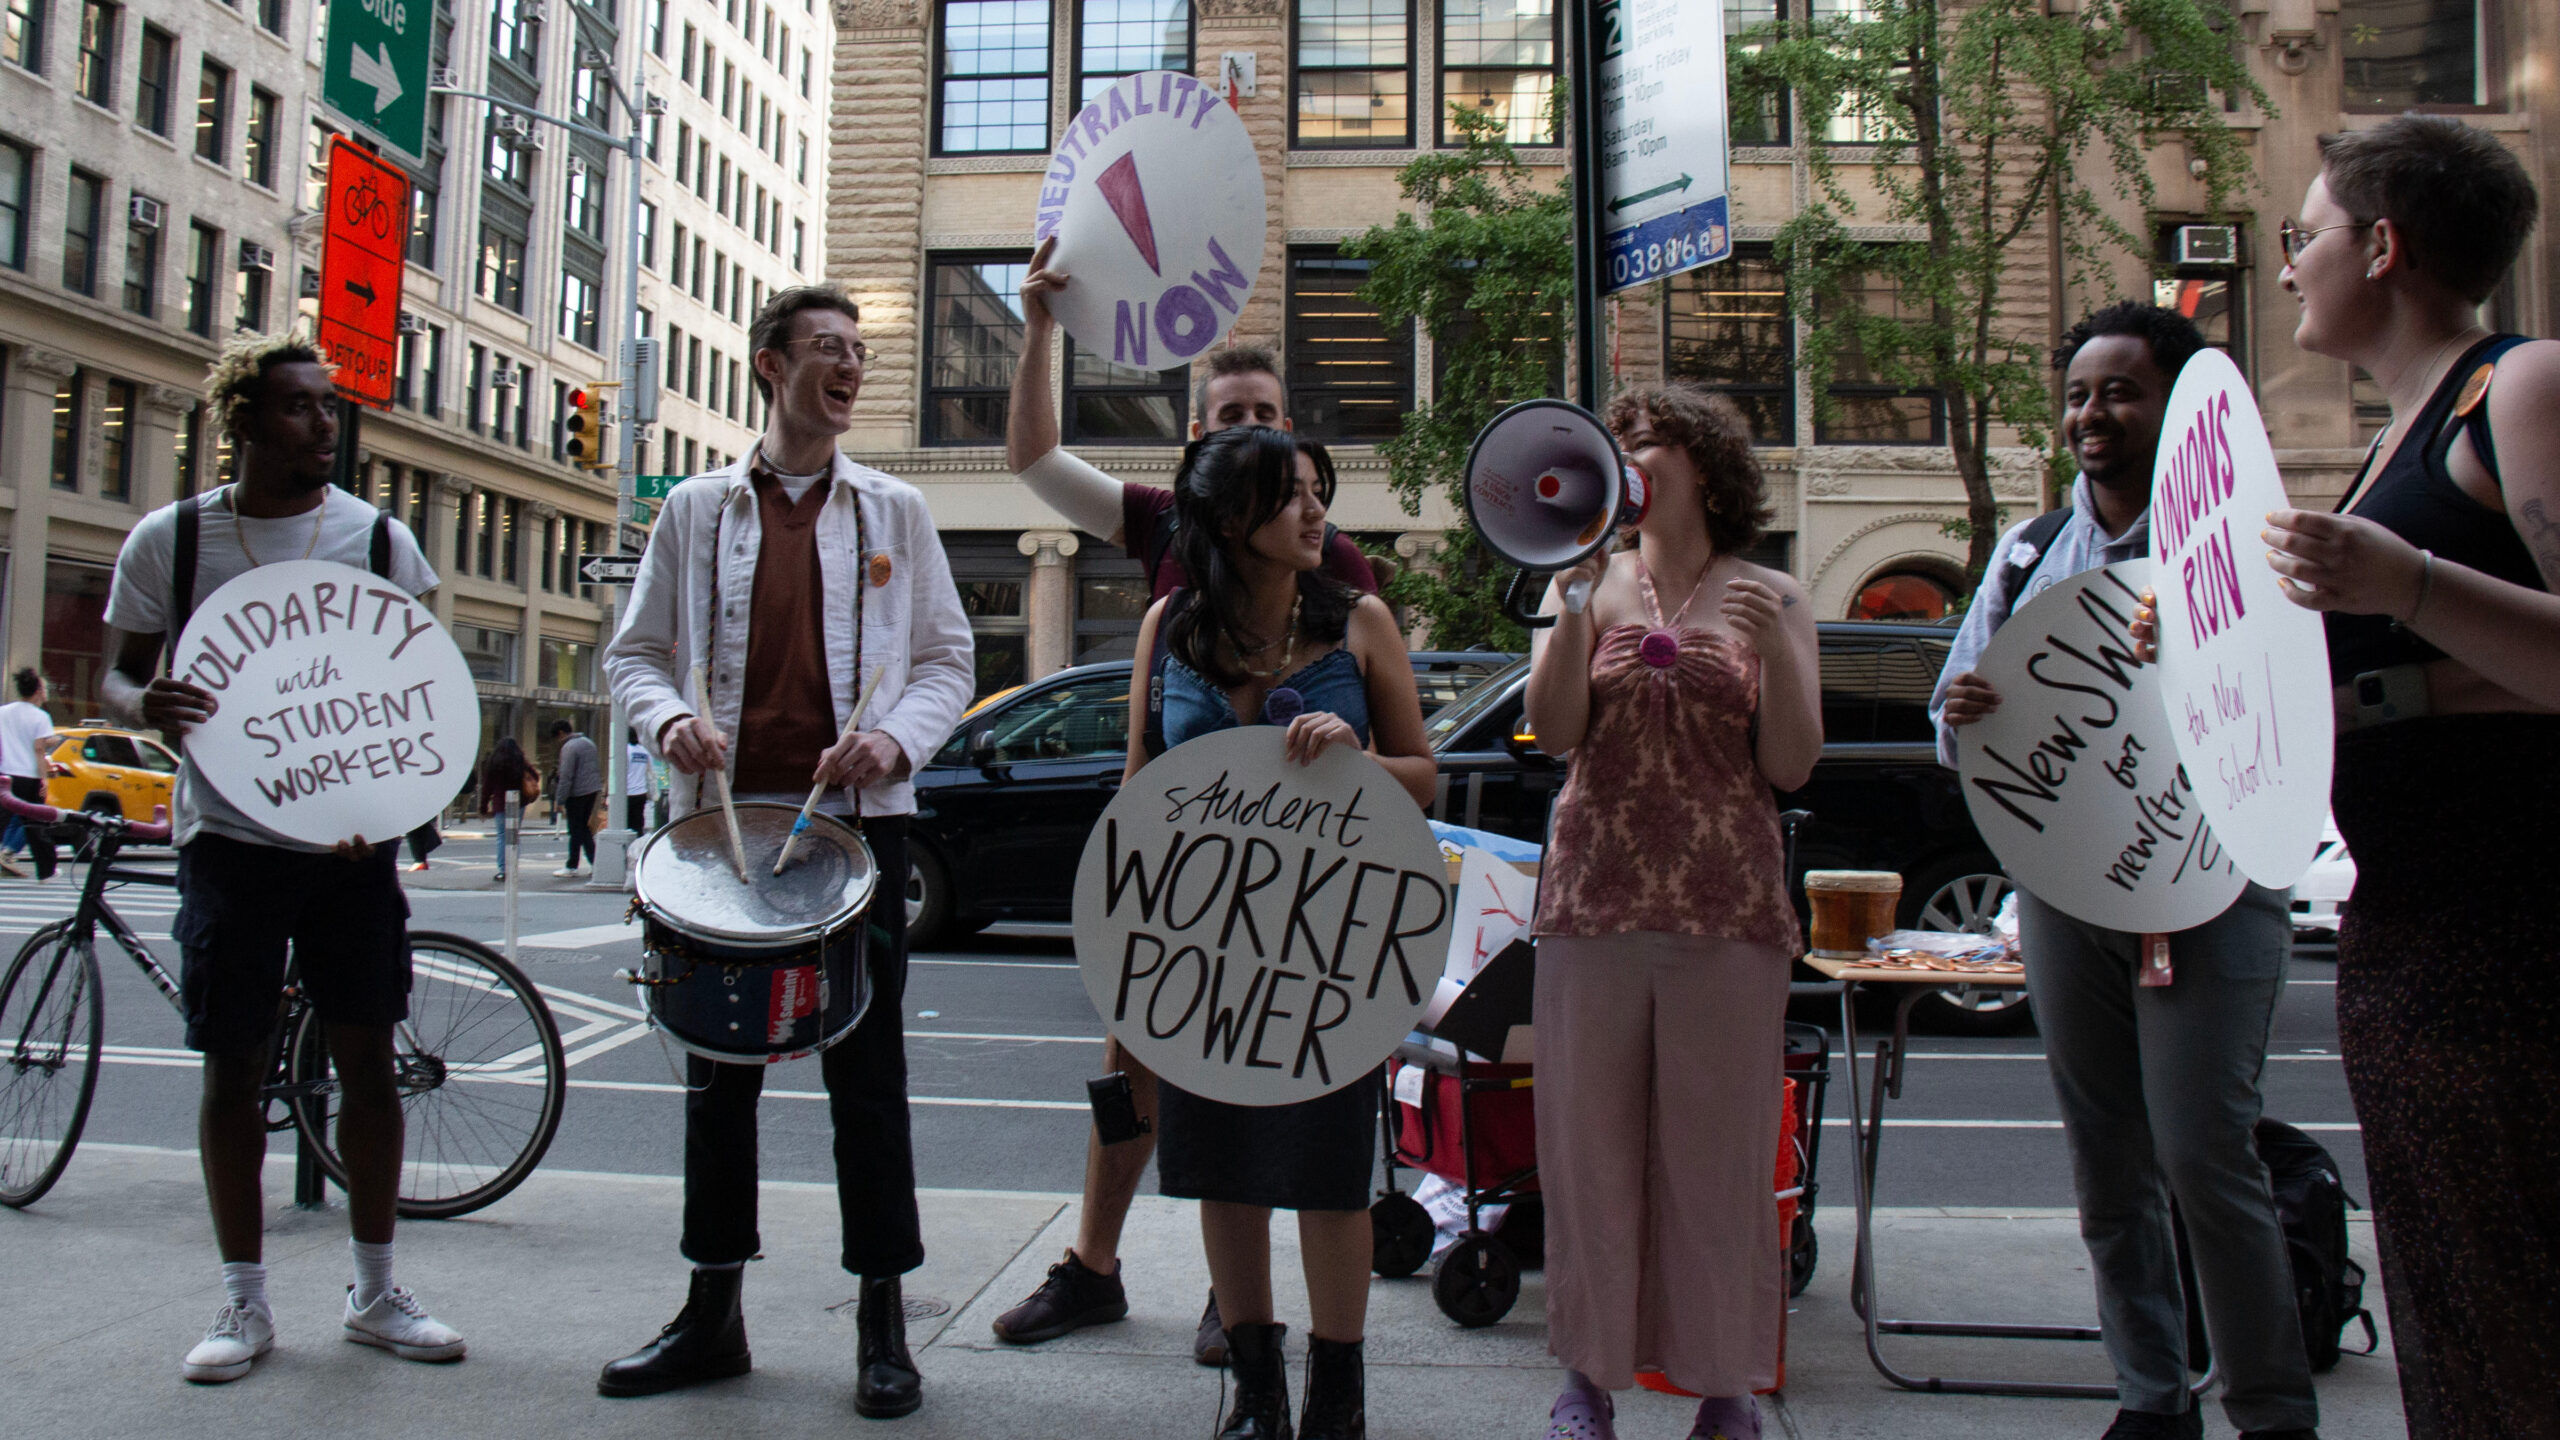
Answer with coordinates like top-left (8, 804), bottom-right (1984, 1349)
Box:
top-left (868, 552), bottom-right (893, 587)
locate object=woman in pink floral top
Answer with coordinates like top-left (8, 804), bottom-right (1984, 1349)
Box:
top-left (1522, 385), bottom-right (1821, 1440)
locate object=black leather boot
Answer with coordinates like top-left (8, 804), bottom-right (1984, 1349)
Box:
top-left (597, 1267), bottom-right (752, 1397)
top-left (854, 1275), bottom-right (923, 1419)
top-left (1299, 1335), bottom-right (1364, 1440)
top-left (1219, 1321), bottom-right (1293, 1440)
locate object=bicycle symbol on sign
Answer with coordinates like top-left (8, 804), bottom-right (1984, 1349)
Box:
top-left (342, 175), bottom-right (398, 241)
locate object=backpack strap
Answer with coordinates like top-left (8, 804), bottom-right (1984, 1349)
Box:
top-left (1142, 587), bottom-right (1182, 760)
top-left (2429, 333), bottom-right (2534, 492)
top-left (1994, 506), bottom-right (2075, 614)
top-left (369, 510), bottom-right (393, 579)
top-left (166, 494), bottom-right (204, 676)
top-left (1144, 510), bottom-right (1179, 592)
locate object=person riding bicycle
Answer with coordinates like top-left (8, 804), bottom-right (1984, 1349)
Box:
top-left (98, 332), bottom-right (464, 1385)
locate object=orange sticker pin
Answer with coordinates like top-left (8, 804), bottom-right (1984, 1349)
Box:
top-left (867, 551), bottom-right (894, 587)
top-left (2454, 361), bottom-right (2495, 417)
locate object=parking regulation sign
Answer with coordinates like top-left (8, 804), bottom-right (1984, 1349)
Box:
top-left (1598, 0), bottom-right (1731, 293)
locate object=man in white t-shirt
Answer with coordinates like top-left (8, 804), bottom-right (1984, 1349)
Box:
top-left (99, 334), bottom-right (464, 1386)
top-left (0, 667), bottom-right (56, 879)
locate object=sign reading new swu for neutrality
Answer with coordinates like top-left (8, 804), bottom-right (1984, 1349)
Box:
top-left (322, 0), bottom-right (432, 163)
top-left (1598, 0), bottom-right (1733, 292)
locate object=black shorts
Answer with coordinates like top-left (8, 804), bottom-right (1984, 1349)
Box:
top-left (175, 834), bottom-right (412, 1054)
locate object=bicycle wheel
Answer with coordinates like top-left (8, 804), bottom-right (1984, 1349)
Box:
top-left (292, 931), bottom-right (566, 1219)
top-left (0, 923), bottom-right (103, 1208)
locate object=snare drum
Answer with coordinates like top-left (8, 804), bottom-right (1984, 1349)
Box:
top-left (630, 802), bottom-right (878, 1064)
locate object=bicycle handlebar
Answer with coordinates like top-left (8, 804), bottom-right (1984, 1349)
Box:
top-left (0, 785), bottom-right (173, 844)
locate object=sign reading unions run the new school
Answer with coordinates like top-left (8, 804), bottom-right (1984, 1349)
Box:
top-left (1073, 728), bottom-right (1450, 1109)
top-left (173, 560), bottom-right (479, 848)
top-left (1033, 70), bottom-right (1267, 372)
top-left (1599, 0), bottom-right (1732, 292)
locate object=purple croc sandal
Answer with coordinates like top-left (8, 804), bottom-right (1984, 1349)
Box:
top-left (1547, 1386), bottom-right (1616, 1440)
top-left (1688, 1395), bottom-right (1762, 1440)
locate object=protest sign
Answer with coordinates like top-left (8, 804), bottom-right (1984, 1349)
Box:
top-left (2147, 349), bottom-right (2335, 888)
top-left (1074, 727), bottom-right (1450, 1108)
top-left (172, 559), bottom-right (478, 847)
top-left (1032, 69), bottom-right (1266, 371)
top-left (1958, 561), bottom-right (2246, 932)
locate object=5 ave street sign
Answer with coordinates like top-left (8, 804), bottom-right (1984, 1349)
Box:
top-left (323, 0), bottom-right (431, 162)
top-left (1597, 0), bottom-right (1731, 292)
top-left (580, 554), bottom-right (645, 586)
top-left (316, 139), bottom-right (408, 409)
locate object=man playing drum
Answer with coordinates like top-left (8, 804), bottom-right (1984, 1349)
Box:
top-left (599, 285), bottom-right (975, 1416)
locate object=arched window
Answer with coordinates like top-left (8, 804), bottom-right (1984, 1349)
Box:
top-left (1850, 570), bottom-right (1957, 622)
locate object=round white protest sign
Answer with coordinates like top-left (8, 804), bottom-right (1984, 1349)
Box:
top-left (1032, 69), bottom-right (1266, 372)
top-left (173, 559), bottom-right (479, 847)
top-left (1074, 727), bottom-right (1449, 1109)
top-left (1958, 561), bottom-right (2246, 932)
top-left (2146, 348), bottom-right (2335, 889)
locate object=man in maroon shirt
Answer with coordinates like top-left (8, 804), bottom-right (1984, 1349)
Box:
top-left (996, 236), bottom-right (1378, 1363)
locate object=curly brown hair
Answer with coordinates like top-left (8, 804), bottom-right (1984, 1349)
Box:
top-left (1603, 383), bottom-right (1769, 556)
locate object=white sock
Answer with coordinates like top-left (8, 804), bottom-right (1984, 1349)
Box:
top-left (351, 1239), bottom-right (395, 1307)
top-left (221, 1261), bottom-right (269, 1314)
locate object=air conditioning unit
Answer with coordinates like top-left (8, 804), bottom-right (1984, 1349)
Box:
top-left (490, 367), bottom-right (520, 389)
top-left (566, 154), bottom-right (590, 177)
top-left (2176, 224), bottom-right (2239, 266)
top-left (431, 67), bottom-right (461, 90)
top-left (238, 241), bottom-right (275, 271)
top-left (491, 112), bottom-right (534, 141)
top-left (397, 312), bottom-right (429, 335)
top-left (298, 269), bottom-right (320, 298)
top-left (516, 0), bottom-right (545, 21)
top-left (577, 43), bottom-right (609, 69)
top-left (644, 95), bottom-right (669, 116)
top-left (128, 195), bottom-right (165, 231)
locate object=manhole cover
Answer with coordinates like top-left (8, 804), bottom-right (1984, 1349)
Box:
top-left (827, 1294), bottom-right (953, 1322)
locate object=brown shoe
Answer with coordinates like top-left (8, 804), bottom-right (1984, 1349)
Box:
top-left (991, 1250), bottom-right (1127, 1344)
top-left (1194, 1289), bottom-right (1227, 1367)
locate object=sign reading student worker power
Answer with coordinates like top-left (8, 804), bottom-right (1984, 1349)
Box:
top-left (1958, 562), bottom-right (2246, 933)
top-left (1032, 69), bottom-right (1266, 371)
top-left (172, 560), bottom-right (479, 848)
top-left (1074, 728), bottom-right (1451, 1109)
top-left (2146, 348), bottom-right (2334, 889)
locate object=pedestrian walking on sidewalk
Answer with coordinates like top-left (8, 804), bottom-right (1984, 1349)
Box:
top-left (97, 330), bottom-right (465, 1386)
top-left (623, 727), bottom-right (652, 835)
top-left (0, 668), bottom-right (58, 881)
top-left (548, 721), bottom-right (600, 877)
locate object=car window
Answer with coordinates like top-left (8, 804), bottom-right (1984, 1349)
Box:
top-left (137, 739), bottom-right (180, 774)
top-left (83, 735), bottom-right (141, 768)
top-left (1871, 641), bottom-right (1941, 742)
top-left (976, 677), bottom-right (1133, 764)
top-left (1426, 659), bottom-right (1529, 747)
top-left (1817, 641), bottom-right (1885, 744)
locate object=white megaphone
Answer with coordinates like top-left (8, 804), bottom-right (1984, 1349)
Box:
top-left (1462, 399), bottom-right (1652, 627)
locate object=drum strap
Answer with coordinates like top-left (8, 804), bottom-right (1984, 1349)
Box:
top-left (712, 458), bottom-right (867, 820)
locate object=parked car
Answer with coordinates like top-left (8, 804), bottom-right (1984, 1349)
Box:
top-left (1407, 651), bottom-right (1521, 717)
top-left (2291, 817), bottom-right (2354, 944)
top-left (40, 724), bottom-right (179, 824)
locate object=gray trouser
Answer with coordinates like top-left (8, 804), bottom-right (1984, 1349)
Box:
top-left (2018, 882), bottom-right (2319, 1431)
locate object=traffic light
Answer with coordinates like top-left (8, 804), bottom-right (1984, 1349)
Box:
top-left (566, 385), bottom-right (610, 470)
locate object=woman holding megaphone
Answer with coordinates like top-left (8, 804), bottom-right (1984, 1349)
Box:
top-left (1522, 384), bottom-right (1820, 1440)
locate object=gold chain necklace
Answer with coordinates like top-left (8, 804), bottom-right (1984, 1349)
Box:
top-left (230, 487), bottom-right (327, 567)
top-left (1242, 594), bottom-right (1303, 679)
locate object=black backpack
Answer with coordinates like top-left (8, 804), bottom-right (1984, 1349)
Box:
top-left (2257, 1118), bottom-right (2380, 1372)
top-left (169, 490), bottom-right (394, 648)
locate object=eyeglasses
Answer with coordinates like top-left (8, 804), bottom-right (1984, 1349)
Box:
top-left (786, 335), bottom-right (872, 365)
top-left (2278, 217), bottom-right (2371, 266)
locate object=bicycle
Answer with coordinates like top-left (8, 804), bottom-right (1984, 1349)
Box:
top-left (0, 793), bottom-right (567, 1217)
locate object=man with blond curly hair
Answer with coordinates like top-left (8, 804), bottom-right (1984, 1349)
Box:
top-left (99, 332), bottom-right (464, 1385)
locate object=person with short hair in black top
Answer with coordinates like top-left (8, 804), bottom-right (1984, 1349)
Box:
top-left (2136, 115), bottom-right (2560, 1438)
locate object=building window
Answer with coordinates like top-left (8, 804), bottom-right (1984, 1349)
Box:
top-left (2341, 0), bottom-right (2483, 109)
top-left (580, 521), bottom-right (603, 597)
top-left (63, 168), bottom-right (104, 295)
top-left (500, 497), bottom-right (522, 584)
top-left (244, 87), bottom-right (279, 187)
top-left (935, 0), bottom-right (1050, 154)
top-left (196, 58), bottom-right (231, 164)
top-left (1294, 0), bottom-right (1412, 149)
top-left (399, 329), bottom-right (423, 409)
top-left (1065, 341), bottom-right (1188, 442)
top-left (537, 637), bottom-right (594, 692)
top-left (1075, 0), bottom-right (1189, 105)
top-left (454, 623), bottom-right (515, 683)
top-left (1726, 0), bottom-right (1785, 144)
top-left (649, 0), bottom-right (667, 54)
top-left (513, 364), bottom-right (531, 447)
top-left (2155, 222), bottom-right (2246, 381)
top-left (423, 324), bottom-right (445, 417)
top-left (135, 24), bottom-right (171, 133)
top-left (99, 378), bottom-right (133, 500)
top-left (409, 173), bottom-right (440, 266)
top-left (1849, 570), bottom-right (1957, 622)
top-left (51, 371), bottom-right (82, 491)
top-left (175, 401), bottom-right (202, 498)
top-left (1667, 248), bottom-right (1793, 445)
top-left (947, 539), bottom-right (1030, 695)
top-left (1816, 267), bottom-right (1943, 444)
top-left (0, 139), bottom-right (29, 270)
top-left (123, 203), bottom-right (158, 316)
top-left (1075, 555), bottom-right (1150, 663)
top-left (566, 161), bottom-right (604, 238)
top-left (478, 224), bottom-right (526, 311)
top-left (235, 261), bottom-right (268, 330)
top-left (258, 0), bottom-right (285, 34)
top-left (76, 0), bottom-right (115, 105)
top-left (638, 199), bottom-right (658, 268)
top-left (492, 0), bottom-right (538, 69)
top-left (560, 269), bottom-right (600, 348)
top-left (1439, 0), bottom-right (1556, 145)
top-left (185, 221), bottom-right (217, 335)
top-left (1285, 247), bottom-right (1412, 442)
top-left (466, 343), bottom-right (487, 430)
top-left (483, 127), bottom-right (529, 190)
top-left (923, 253), bottom-right (1029, 445)
top-left (474, 489), bottom-right (498, 575)
top-left (3, 0), bottom-right (44, 72)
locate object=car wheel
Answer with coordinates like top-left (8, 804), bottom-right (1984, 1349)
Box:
top-left (78, 791), bottom-right (122, 818)
top-left (1904, 861), bottom-right (2034, 1036)
top-left (903, 848), bottom-right (983, 951)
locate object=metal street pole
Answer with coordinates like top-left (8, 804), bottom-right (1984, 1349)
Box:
top-left (1568, 0), bottom-right (1607, 411)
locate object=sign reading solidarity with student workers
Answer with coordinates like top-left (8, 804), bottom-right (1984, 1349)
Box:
top-left (1074, 727), bottom-right (1450, 1108)
top-left (1032, 69), bottom-right (1266, 372)
top-left (2146, 349), bottom-right (2335, 889)
top-left (173, 560), bottom-right (479, 847)
top-left (1958, 562), bottom-right (2247, 932)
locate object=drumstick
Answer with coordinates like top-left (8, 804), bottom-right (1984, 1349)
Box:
top-left (775, 664), bottom-right (886, 876)
top-left (690, 664), bottom-right (751, 883)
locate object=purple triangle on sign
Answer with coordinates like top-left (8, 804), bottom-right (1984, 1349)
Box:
top-left (1095, 152), bottom-right (1163, 276)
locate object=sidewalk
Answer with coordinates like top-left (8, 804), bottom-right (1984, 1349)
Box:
top-left (0, 1144), bottom-right (2407, 1439)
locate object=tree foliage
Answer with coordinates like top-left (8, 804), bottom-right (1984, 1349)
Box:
top-left (1731, 0), bottom-right (2265, 580)
top-left (1341, 102), bottom-right (1573, 649)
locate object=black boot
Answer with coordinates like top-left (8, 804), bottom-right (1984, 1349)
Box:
top-left (598, 1267), bottom-right (752, 1397)
top-left (1299, 1335), bottom-right (1364, 1440)
top-left (1219, 1321), bottom-right (1293, 1440)
top-left (854, 1274), bottom-right (923, 1419)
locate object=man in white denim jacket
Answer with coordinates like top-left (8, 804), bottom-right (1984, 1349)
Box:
top-left (598, 286), bottom-right (972, 1420)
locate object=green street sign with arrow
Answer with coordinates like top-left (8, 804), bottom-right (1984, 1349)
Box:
top-left (322, 0), bottom-right (431, 163)
top-left (1608, 174), bottom-right (1693, 214)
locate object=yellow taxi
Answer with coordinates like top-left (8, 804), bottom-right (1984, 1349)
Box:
top-left (40, 725), bottom-right (178, 820)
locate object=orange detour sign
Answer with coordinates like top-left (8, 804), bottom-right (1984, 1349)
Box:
top-left (317, 138), bottom-right (409, 409)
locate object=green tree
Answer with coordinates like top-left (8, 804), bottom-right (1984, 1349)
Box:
top-left (1732, 0), bottom-right (2265, 581)
top-left (1342, 102), bottom-right (1574, 649)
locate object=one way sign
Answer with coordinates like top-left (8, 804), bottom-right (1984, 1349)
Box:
top-left (580, 554), bottom-right (644, 585)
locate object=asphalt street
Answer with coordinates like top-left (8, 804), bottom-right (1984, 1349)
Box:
top-left (14, 825), bottom-right (2368, 1216)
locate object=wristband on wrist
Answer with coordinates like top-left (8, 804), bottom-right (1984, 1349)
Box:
top-left (2406, 548), bottom-right (2435, 626)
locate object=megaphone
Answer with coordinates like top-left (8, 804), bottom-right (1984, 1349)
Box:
top-left (1462, 399), bottom-right (1652, 628)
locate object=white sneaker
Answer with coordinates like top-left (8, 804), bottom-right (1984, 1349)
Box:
top-left (343, 1285), bottom-right (467, 1362)
top-left (551, 866), bottom-right (581, 878)
top-left (0, 852), bottom-right (24, 877)
top-left (182, 1302), bottom-right (275, 1383)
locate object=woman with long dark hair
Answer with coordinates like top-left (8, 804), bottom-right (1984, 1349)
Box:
top-left (1522, 384), bottom-right (1820, 1440)
top-left (477, 735), bottom-right (531, 883)
top-left (1121, 426), bottom-right (1433, 1440)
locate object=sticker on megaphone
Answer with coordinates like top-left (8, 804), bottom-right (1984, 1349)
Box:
top-left (1465, 400), bottom-right (1647, 572)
